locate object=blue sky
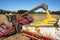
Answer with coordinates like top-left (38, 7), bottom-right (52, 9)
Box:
top-left (0, 0), bottom-right (60, 11)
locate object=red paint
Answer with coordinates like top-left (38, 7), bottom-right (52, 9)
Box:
top-left (0, 23), bottom-right (15, 37)
top-left (39, 36), bottom-right (52, 40)
top-left (22, 30), bottom-right (52, 40)
top-left (11, 14), bottom-right (33, 26)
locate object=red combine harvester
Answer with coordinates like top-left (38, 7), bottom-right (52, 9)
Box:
top-left (0, 4), bottom-right (34, 38)
top-left (8, 3), bottom-right (48, 33)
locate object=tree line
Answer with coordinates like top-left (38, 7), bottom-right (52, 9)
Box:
top-left (0, 9), bottom-right (60, 15)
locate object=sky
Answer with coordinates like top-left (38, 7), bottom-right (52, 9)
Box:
top-left (0, 0), bottom-right (60, 11)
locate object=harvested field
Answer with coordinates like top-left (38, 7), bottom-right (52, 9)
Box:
top-left (0, 14), bottom-right (9, 24)
top-left (0, 33), bottom-right (30, 40)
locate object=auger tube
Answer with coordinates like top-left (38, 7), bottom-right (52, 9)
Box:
top-left (22, 3), bottom-right (48, 16)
